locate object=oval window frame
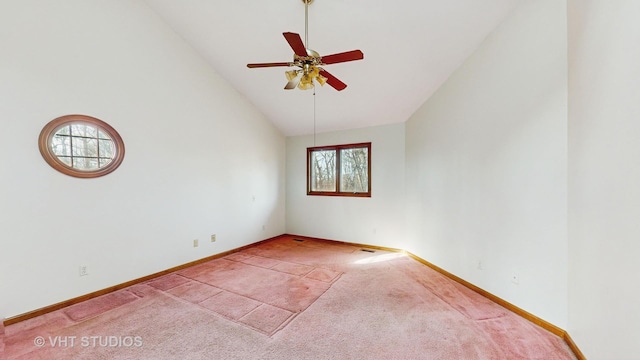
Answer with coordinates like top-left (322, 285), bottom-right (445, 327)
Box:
top-left (38, 114), bottom-right (125, 178)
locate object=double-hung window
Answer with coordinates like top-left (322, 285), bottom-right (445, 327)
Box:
top-left (307, 142), bottom-right (371, 197)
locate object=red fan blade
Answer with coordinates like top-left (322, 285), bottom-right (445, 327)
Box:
top-left (321, 50), bottom-right (364, 65)
top-left (283, 32), bottom-right (308, 57)
top-left (247, 62), bottom-right (291, 68)
top-left (319, 69), bottom-right (347, 91)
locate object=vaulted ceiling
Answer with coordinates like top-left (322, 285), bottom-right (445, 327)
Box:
top-left (145, 0), bottom-right (522, 136)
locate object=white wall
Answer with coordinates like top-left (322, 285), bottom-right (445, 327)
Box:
top-left (0, 0), bottom-right (285, 319)
top-left (568, 1), bottom-right (640, 358)
top-left (405, 0), bottom-right (568, 327)
top-left (286, 123), bottom-right (406, 248)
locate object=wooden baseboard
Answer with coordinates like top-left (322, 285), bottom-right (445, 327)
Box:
top-left (3, 235), bottom-right (282, 327)
top-left (285, 233), bottom-right (586, 360)
top-left (563, 332), bottom-right (587, 360)
top-left (288, 234), bottom-right (404, 253)
top-left (405, 253), bottom-right (587, 360)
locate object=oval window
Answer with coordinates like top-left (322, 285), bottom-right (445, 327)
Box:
top-left (38, 114), bottom-right (125, 178)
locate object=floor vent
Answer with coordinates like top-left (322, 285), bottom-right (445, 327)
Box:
top-left (293, 239), bottom-right (305, 242)
top-left (360, 249), bottom-right (375, 253)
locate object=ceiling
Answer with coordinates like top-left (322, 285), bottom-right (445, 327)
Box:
top-left (144, 0), bottom-right (522, 136)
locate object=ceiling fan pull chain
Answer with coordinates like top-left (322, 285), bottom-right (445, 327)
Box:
top-left (313, 88), bottom-right (317, 146)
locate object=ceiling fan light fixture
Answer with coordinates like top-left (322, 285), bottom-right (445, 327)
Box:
top-left (316, 74), bottom-right (327, 86)
top-left (298, 74), bottom-right (315, 90)
top-left (298, 83), bottom-right (315, 90)
top-left (285, 70), bottom-right (299, 81)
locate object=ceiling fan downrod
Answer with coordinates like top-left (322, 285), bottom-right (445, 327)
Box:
top-left (303, 0), bottom-right (313, 50)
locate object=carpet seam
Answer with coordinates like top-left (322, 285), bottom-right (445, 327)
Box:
top-left (156, 254), bottom-right (345, 337)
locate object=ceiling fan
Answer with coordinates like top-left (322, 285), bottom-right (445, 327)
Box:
top-left (246, 0), bottom-right (364, 91)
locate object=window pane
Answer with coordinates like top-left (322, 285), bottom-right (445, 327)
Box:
top-left (99, 139), bottom-right (115, 158)
top-left (99, 158), bottom-right (113, 167)
top-left (73, 137), bottom-right (98, 157)
top-left (340, 147), bottom-right (369, 193)
top-left (58, 156), bottom-right (72, 167)
top-left (310, 150), bottom-right (336, 192)
top-left (98, 129), bottom-right (112, 141)
top-left (71, 124), bottom-right (97, 138)
top-left (57, 125), bottom-right (70, 136)
top-left (73, 157), bottom-right (100, 170)
top-left (51, 135), bottom-right (71, 156)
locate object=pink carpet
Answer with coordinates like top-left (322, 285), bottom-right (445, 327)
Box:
top-left (1, 316), bottom-right (5, 355)
top-left (2, 235), bottom-right (577, 359)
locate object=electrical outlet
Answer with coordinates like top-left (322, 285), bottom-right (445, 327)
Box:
top-left (193, 239), bottom-right (199, 247)
top-left (211, 234), bottom-right (216, 242)
top-left (79, 265), bottom-right (88, 277)
top-left (477, 260), bottom-right (483, 270)
top-left (511, 274), bottom-right (520, 284)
